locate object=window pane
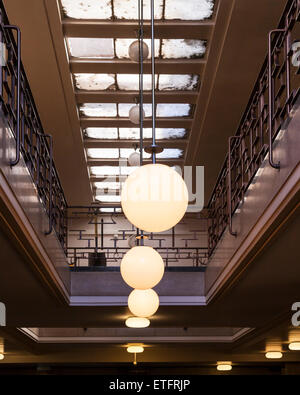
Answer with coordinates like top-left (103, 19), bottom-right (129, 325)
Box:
top-left (87, 148), bottom-right (119, 158)
top-left (81, 103), bottom-right (117, 117)
top-left (113, 0), bottom-right (163, 20)
top-left (74, 73), bottom-right (115, 90)
top-left (156, 148), bottom-right (183, 158)
top-left (117, 74), bottom-right (156, 91)
top-left (90, 166), bottom-right (137, 176)
top-left (120, 148), bottom-right (151, 159)
top-left (61, 0), bottom-right (112, 19)
top-left (95, 195), bottom-right (121, 203)
top-left (67, 38), bottom-right (114, 59)
top-left (162, 39), bottom-right (206, 59)
top-left (85, 128), bottom-right (118, 139)
top-left (158, 74), bottom-right (199, 91)
top-left (118, 128), bottom-right (187, 139)
top-left (94, 181), bottom-right (122, 189)
top-left (165, 0), bottom-right (214, 21)
top-left (156, 104), bottom-right (191, 117)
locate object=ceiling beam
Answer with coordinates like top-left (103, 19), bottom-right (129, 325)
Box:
top-left (76, 91), bottom-right (198, 104)
top-left (80, 117), bottom-right (193, 128)
top-left (84, 139), bottom-right (188, 149)
top-left (87, 158), bottom-right (183, 166)
top-left (70, 59), bottom-right (205, 74)
top-left (63, 20), bottom-right (214, 39)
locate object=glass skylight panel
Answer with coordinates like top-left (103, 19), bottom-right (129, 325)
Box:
top-left (61, 0), bottom-right (112, 19)
top-left (96, 195), bottom-right (121, 203)
top-left (156, 148), bottom-right (183, 159)
top-left (120, 149), bottom-right (151, 159)
top-left (85, 128), bottom-right (118, 139)
top-left (118, 128), bottom-right (187, 140)
top-left (156, 104), bottom-right (191, 117)
top-left (165, 0), bottom-right (214, 21)
top-left (90, 166), bottom-right (138, 176)
top-left (74, 73), bottom-right (115, 91)
top-left (113, 0), bottom-right (163, 20)
top-left (118, 103), bottom-right (152, 117)
top-left (81, 103), bottom-right (117, 117)
top-left (115, 39), bottom-right (160, 59)
top-left (117, 74), bottom-right (156, 91)
top-left (158, 74), bottom-right (199, 91)
top-left (94, 181), bottom-right (122, 190)
top-left (162, 39), bottom-right (206, 59)
top-left (100, 208), bottom-right (122, 213)
top-left (67, 38), bottom-right (114, 59)
top-left (87, 148), bottom-right (119, 159)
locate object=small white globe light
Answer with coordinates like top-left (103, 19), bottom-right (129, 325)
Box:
top-left (217, 362), bottom-right (232, 371)
top-left (128, 151), bottom-right (140, 167)
top-left (121, 246), bottom-right (164, 289)
top-left (121, 163), bottom-right (188, 232)
top-left (127, 345), bottom-right (144, 353)
top-left (125, 317), bottom-right (150, 328)
top-left (265, 351), bottom-right (283, 359)
top-left (0, 353), bottom-right (4, 360)
top-left (129, 105), bottom-right (144, 124)
top-left (128, 289), bottom-right (159, 317)
top-left (128, 40), bottom-right (149, 62)
top-left (289, 342), bottom-right (300, 350)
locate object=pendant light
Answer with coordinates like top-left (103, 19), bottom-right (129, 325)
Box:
top-left (125, 317), bottom-right (150, 328)
top-left (121, 0), bottom-right (188, 233)
top-left (121, 245), bottom-right (164, 289)
top-left (129, 40), bottom-right (149, 62)
top-left (128, 289), bottom-right (159, 318)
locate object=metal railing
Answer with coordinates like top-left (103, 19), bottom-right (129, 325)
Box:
top-left (207, 0), bottom-right (300, 254)
top-left (0, 1), bottom-right (67, 250)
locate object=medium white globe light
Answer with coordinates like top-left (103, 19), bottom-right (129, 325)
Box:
top-left (128, 289), bottom-right (159, 317)
top-left (125, 317), bottom-right (150, 328)
top-left (121, 163), bottom-right (188, 232)
top-left (128, 151), bottom-right (140, 167)
top-left (128, 40), bottom-right (149, 62)
top-left (129, 105), bottom-right (144, 124)
top-left (121, 246), bottom-right (164, 289)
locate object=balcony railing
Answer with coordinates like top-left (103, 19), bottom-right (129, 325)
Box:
top-left (0, 1), bottom-right (67, 250)
top-left (207, 0), bottom-right (300, 254)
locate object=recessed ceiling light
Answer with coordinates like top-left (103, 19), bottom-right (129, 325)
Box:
top-left (125, 317), bottom-right (150, 328)
top-left (289, 342), bottom-right (300, 350)
top-left (265, 351), bottom-right (283, 359)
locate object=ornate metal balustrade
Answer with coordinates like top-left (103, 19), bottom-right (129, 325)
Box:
top-left (0, 1), bottom-right (67, 250)
top-left (208, 0), bottom-right (300, 255)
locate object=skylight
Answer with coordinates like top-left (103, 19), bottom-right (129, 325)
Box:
top-left (164, 0), bottom-right (214, 20)
top-left (94, 181), bottom-right (122, 190)
top-left (61, 0), bottom-right (214, 21)
top-left (87, 148), bottom-right (182, 159)
top-left (75, 73), bottom-right (199, 91)
top-left (156, 103), bottom-right (191, 117)
top-left (80, 103), bottom-right (117, 117)
top-left (67, 38), bottom-right (206, 60)
top-left (74, 73), bottom-right (115, 90)
top-left (118, 103), bottom-right (152, 118)
top-left (95, 195), bottom-right (121, 203)
top-left (161, 39), bottom-right (206, 59)
top-left (67, 38), bottom-right (114, 58)
top-left (85, 128), bottom-right (118, 139)
top-left (100, 208), bottom-right (122, 213)
top-left (90, 166), bottom-right (138, 176)
top-left (85, 128), bottom-right (187, 140)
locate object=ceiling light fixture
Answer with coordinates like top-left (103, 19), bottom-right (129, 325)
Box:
top-left (129, 40), bottom-right (149, 62)
top-left (121, 0), bottom-right (188, 233)
top-left (125, 317), bottom-right (150, 328)
top-left (0, 353), bottom-right (4, 360)
top-left (265, 351), bottom-right (283, 359)
top-left (217, 362), bottom-right (232, 371)
top-left (288, 342), bottom-right (300, 351)
top-left (121, 246), bottom-right (164, 289)
top-left (127, 345), bottom-right (144, 354)
top-left (128, 289), bottom-right (159, 318)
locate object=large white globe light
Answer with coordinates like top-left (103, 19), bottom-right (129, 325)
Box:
top-left (121, 246), bottom-right (164, 289)
top-left (121, 163), bottom-right (188, 232)
top-left (128, 289), bottom-right (159, 317)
